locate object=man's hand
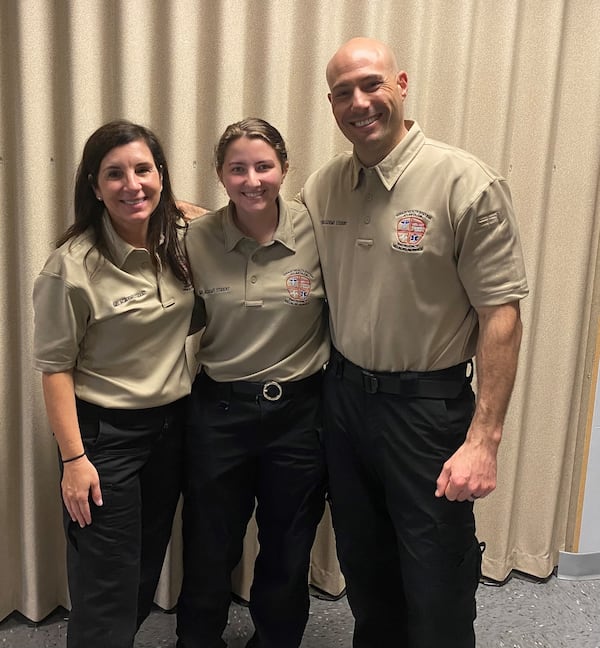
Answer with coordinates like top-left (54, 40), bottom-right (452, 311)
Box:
top-left (435, 433), bottom-right (499, 501)
top-left (435, 301), bottom-right (522, 502)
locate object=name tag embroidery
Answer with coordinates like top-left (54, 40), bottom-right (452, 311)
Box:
top-left (113, 290), bottom-right (147, 307)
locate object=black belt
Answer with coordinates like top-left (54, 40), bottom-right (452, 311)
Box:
top-left (329, 349), bottom-right (471, 399)
top-left (201, 371), bottom-right (322, 402)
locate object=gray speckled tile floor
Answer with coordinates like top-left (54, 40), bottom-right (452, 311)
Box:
top-left (1, 575), bottom-right (598, 647)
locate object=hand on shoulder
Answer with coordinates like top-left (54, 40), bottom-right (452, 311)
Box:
top-left (177, 200), bottom-right (210, 221)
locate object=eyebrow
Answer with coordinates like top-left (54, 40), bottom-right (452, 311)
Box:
top-left (226, 159), bottom-right (273, 166)
top-left (332, 73), bottom-right (383, 91)
top-left (101, 161), bottom-right (152, 171)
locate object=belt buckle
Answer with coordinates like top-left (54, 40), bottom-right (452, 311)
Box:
top-left (262, 381), bottom-right (283, 401)
top-left (361, 371), bottom-right (378, 394)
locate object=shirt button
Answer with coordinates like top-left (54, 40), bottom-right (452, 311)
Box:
top-left (250, 276), bottom-right (257, 284)
top-left (366, 193), bottom-right (373, 201)
top-left (364, 217), bottom-right (371, 224)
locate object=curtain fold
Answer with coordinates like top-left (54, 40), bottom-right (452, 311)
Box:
top-left (2, 0), bottom-right (599, 622)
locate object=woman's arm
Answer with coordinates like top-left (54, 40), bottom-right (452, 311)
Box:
top-left (42, 371), bottom-right (103, 527)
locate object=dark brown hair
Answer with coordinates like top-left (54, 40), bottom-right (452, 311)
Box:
top-left (58, 119), bottom-right (189, 283)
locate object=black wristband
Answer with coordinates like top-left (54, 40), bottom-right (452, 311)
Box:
top-left (62, 451), bottom-right (86, 464)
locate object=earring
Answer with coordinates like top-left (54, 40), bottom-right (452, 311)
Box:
top-left (96, 195), bottom-right (103, 201)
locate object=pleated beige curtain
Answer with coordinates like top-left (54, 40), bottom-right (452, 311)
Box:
top-left (1, 0), bottom-right (599, 623)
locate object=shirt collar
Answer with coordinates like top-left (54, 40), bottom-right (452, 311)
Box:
top-left (222, 196), bottom-right (295, 253)
top-left (350, 120), bottom-right (424, 191)
top-left (101, 212), bottom-right (149, 268)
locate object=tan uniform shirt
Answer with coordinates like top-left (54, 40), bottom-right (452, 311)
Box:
top-left (301, 121), bottom-right (528, 372)
top-left (185, 197), bottom-right (329, 382)
top-left (33, 213), bottom-right (195, 408)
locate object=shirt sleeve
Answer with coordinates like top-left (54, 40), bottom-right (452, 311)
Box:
top-left (32, 272), bottom-right (90, 373)
top-left (455, 178), bottom-right (529, 308)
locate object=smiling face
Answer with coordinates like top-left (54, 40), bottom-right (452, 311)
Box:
top-left (95, 140), bottom-right (163, 245)
top-left (218, 136), bottom-right (287, 220)
top-left (327, 38), bottom-right (408, 167)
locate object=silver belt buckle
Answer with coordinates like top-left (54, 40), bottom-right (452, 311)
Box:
top-left (262, 380), bottom-right (283, 401)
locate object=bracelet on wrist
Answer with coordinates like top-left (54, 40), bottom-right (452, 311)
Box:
top-left (62, 451), bottom-right (86, 464)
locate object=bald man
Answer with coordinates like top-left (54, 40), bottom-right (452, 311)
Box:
top-left (301, 38), bottom-right (528, 647)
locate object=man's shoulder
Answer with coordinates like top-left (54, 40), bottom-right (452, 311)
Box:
top-left (422, 137), bottom-right (503, 182)
top-left (307, 151), bottom-right (353, 183)
top-left (302, 152), bottom-right (354, 206)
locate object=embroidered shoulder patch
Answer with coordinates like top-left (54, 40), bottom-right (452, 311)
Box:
top-left (477, 212), bottom-right (500, 226)
top-left (285, 269), bottom-right (312, 305)
top-left (392, 210), bottom-right (431, 252)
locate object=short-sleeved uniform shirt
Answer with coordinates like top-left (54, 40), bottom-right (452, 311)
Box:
top-left (33, 213), bottom-right (195, 408)
top-left (301, 121), bottom-right (529, 372)
top-left (184, 197), bottom-right (329, 383)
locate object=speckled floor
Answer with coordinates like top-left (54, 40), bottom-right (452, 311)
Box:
top-left (1, 575), bottom-right (599, 647)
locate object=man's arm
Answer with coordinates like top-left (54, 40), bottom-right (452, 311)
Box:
top-left (435, 301), bottom-right (523, 501)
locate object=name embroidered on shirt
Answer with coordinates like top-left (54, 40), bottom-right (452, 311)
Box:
top-left (392, 210), bottom-right (431, 253)
top-left (113, 290), bottom-right (147, 307)
top-left (284, 269), bottom-right (312, 305)
top-left (321, 219), bottom-right (348, 226)
top-left (198, 286), bottom-right (231, 296)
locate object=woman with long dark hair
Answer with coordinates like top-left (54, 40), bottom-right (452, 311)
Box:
top-left (33, 119), bottom-right (195, 648)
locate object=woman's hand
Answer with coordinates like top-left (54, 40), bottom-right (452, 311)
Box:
top-left (176, 200), bottom-right (210, 221)
top-left (61, 454), bottom-right (103, 527)
top-left (42, 371), bottom-right (104, 527)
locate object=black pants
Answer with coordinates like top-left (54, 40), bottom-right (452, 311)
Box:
top-left (323, 354), bottom-right (481, 648)
top-left (64, 398), bottom-right (185, 648)
top-left (177, 373), bottom-right (326, 648)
